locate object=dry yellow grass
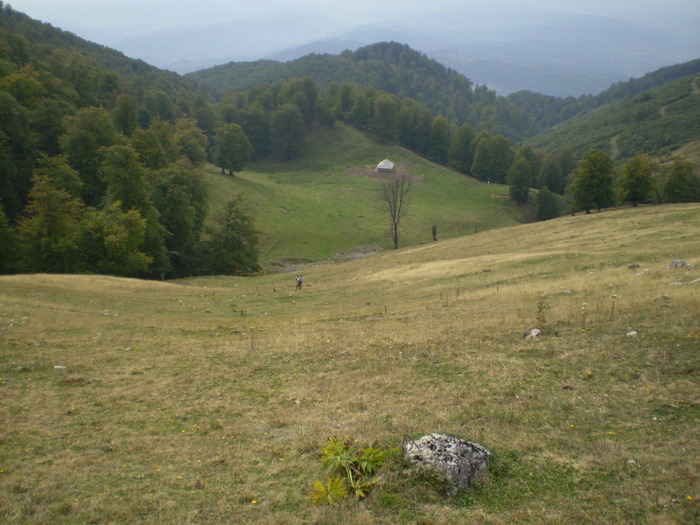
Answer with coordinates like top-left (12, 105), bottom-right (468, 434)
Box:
top-left (1, 204), bottom-right (698, 524)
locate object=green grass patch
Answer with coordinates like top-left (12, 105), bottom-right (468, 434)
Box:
top-left (0, 204), bottom-right (698, 524)
top-left (201, 122), bottom-right (521, 267)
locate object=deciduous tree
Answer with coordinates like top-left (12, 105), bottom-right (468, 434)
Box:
top-left (112, 93), bottom-right (138, 137)
top-left (130, 128), bottom-right (169, 170)
top-left (213, 123), bottom-right (253, 174)
top-left (507, 157), bottom-right (531, 204)
top-left (34, 154), bottom-right (82, 197)
top-left (175, 119), bottom-right (208, 167)
top-left (570, 149), bottom-right (615, 214)
top-left (100, 145), bottom-right (170, 275)
top-left (370, 93), bottom-right (399, 143)
top-left (538, 154), bottom-right (565, 195)
top-left (151, 161), bottom-right (207, 271)
top-left (471, 132), bottom-right (514, 183)
top-left (270, 104), bottom-right (305, 160)
top-left (428, 115), bottom-right (451, 164)
top-left (535, 186), bottom-right (560, 221)
top-left (379, 174), bottom-right (411, 249)
top-left (59, 106), bottom-right (124, 206)
top-left (662, 160), bottom-right (699, 203)
top-left (0, 201), bottom-right (19, 273)
top-left (205, 196), bottom-right (260, 275)
top-left (448, 123), bottom-right (475, 174)
top-left (18, 174), bottom-right (82, 272)
top-left (73, 202), bottom-right (151, 276)
top-left (618, 153), bottom-right (656, 207)
top-left (0, 91), bottom-right (35, 220)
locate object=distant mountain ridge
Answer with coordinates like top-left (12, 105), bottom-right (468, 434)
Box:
top-left (113, 6), bottom-right (700, 97)
top-left (187, 41), bottom-right (534, 141)
top-left (3, 2), bottom-right (700, 161)
top-left (187, 42), bottom-right (700, 155)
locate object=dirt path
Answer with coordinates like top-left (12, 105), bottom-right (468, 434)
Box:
top-left (692, 75), bottom-right (700, 95)
top-left (610, 133), bottom-right (620, 158)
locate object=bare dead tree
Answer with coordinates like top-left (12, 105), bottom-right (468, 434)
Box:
top-left (379, 175), bottom-right (411, 249)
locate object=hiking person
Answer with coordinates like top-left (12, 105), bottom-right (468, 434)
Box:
top-left (295, 274), bottom-right (303, 291)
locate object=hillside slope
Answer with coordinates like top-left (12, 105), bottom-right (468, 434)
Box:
top-left (203, 122), bottom-right (523, 267)
top-left (508, 57), bottom-right (700, 131)
top-left (525, 73), bottom-right (700, 160)
top-left (1, 203), bottom-right (698, 524)
top-left (0, 4), bottom-right (202, 98)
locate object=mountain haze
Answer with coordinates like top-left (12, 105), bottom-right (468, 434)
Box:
top-left (2, 3), bottom-right (699, 279)
top-left (106, 5), bottom-right (700, 97)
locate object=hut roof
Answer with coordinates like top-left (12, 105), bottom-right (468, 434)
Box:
top-left (377, 159), bottom-right (395, 171)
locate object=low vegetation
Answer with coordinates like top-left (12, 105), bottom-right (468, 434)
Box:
top-left (1, 203), bottom-right (698, 524)
top-left (202, 122), bottom-right (522, 266)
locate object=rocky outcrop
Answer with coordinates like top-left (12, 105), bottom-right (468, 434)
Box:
top-left (401, 433), bottom-right (491, 493)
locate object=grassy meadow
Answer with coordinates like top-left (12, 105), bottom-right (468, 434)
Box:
top-left (201, 122), bottom-right (522, 267)
top-left (1, 204), bottom-right (699, 524)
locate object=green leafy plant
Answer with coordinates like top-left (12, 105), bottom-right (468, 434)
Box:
top-left (309, 436), bottom-right (388, 505)
top-left (308, 476), bottom-right (348, 505)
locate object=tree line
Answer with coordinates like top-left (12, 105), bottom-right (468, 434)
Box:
top-left (1, 4), bottom-right (698, 278)
top-left (0, 4), bottom-right (259, 277)
top-left (189, 42), bottom-right (534, 141)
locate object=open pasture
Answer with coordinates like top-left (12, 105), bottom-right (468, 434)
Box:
top-left (1, 204), bottom-right (698, 524)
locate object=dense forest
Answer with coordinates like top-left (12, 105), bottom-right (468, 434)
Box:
top-left (1, 3), bottom-right (698, 279)
top-left (188, 42), bottom-right (534, 141)
top-left (0, 3), bottom-right (250, 278)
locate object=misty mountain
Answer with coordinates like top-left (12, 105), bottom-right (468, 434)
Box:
top-left (112, 6), bottom-right (699, 97)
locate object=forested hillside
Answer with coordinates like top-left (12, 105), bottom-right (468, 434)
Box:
top-left (187, 42), bottom-right (534, 140)
top-left (508, 58), bottom-right (700, 132)
top-left (1, 3), bottom-right (699, 281)
top-left (525, 73), bottom-right (700, 159)
top-left (0, 3), bottom-right (235, 278)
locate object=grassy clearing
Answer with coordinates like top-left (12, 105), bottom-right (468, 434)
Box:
top-left (201, 122), bottom-right (520, 267)
top-left (1, 204), bottom-right (699, 524)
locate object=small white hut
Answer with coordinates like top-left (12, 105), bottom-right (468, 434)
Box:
top-left (376, 159), bottom-right (395, 172)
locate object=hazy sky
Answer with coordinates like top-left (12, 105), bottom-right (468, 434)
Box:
top-left (6, 0), bottom-right (700, 82)
top-left (10, 0), bottom-right (700, 40)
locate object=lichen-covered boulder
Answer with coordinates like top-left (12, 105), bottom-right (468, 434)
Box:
top-left (401, 433), bottom-right (491, 493)
top-left (669, 259), bottom-right (691, 269)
